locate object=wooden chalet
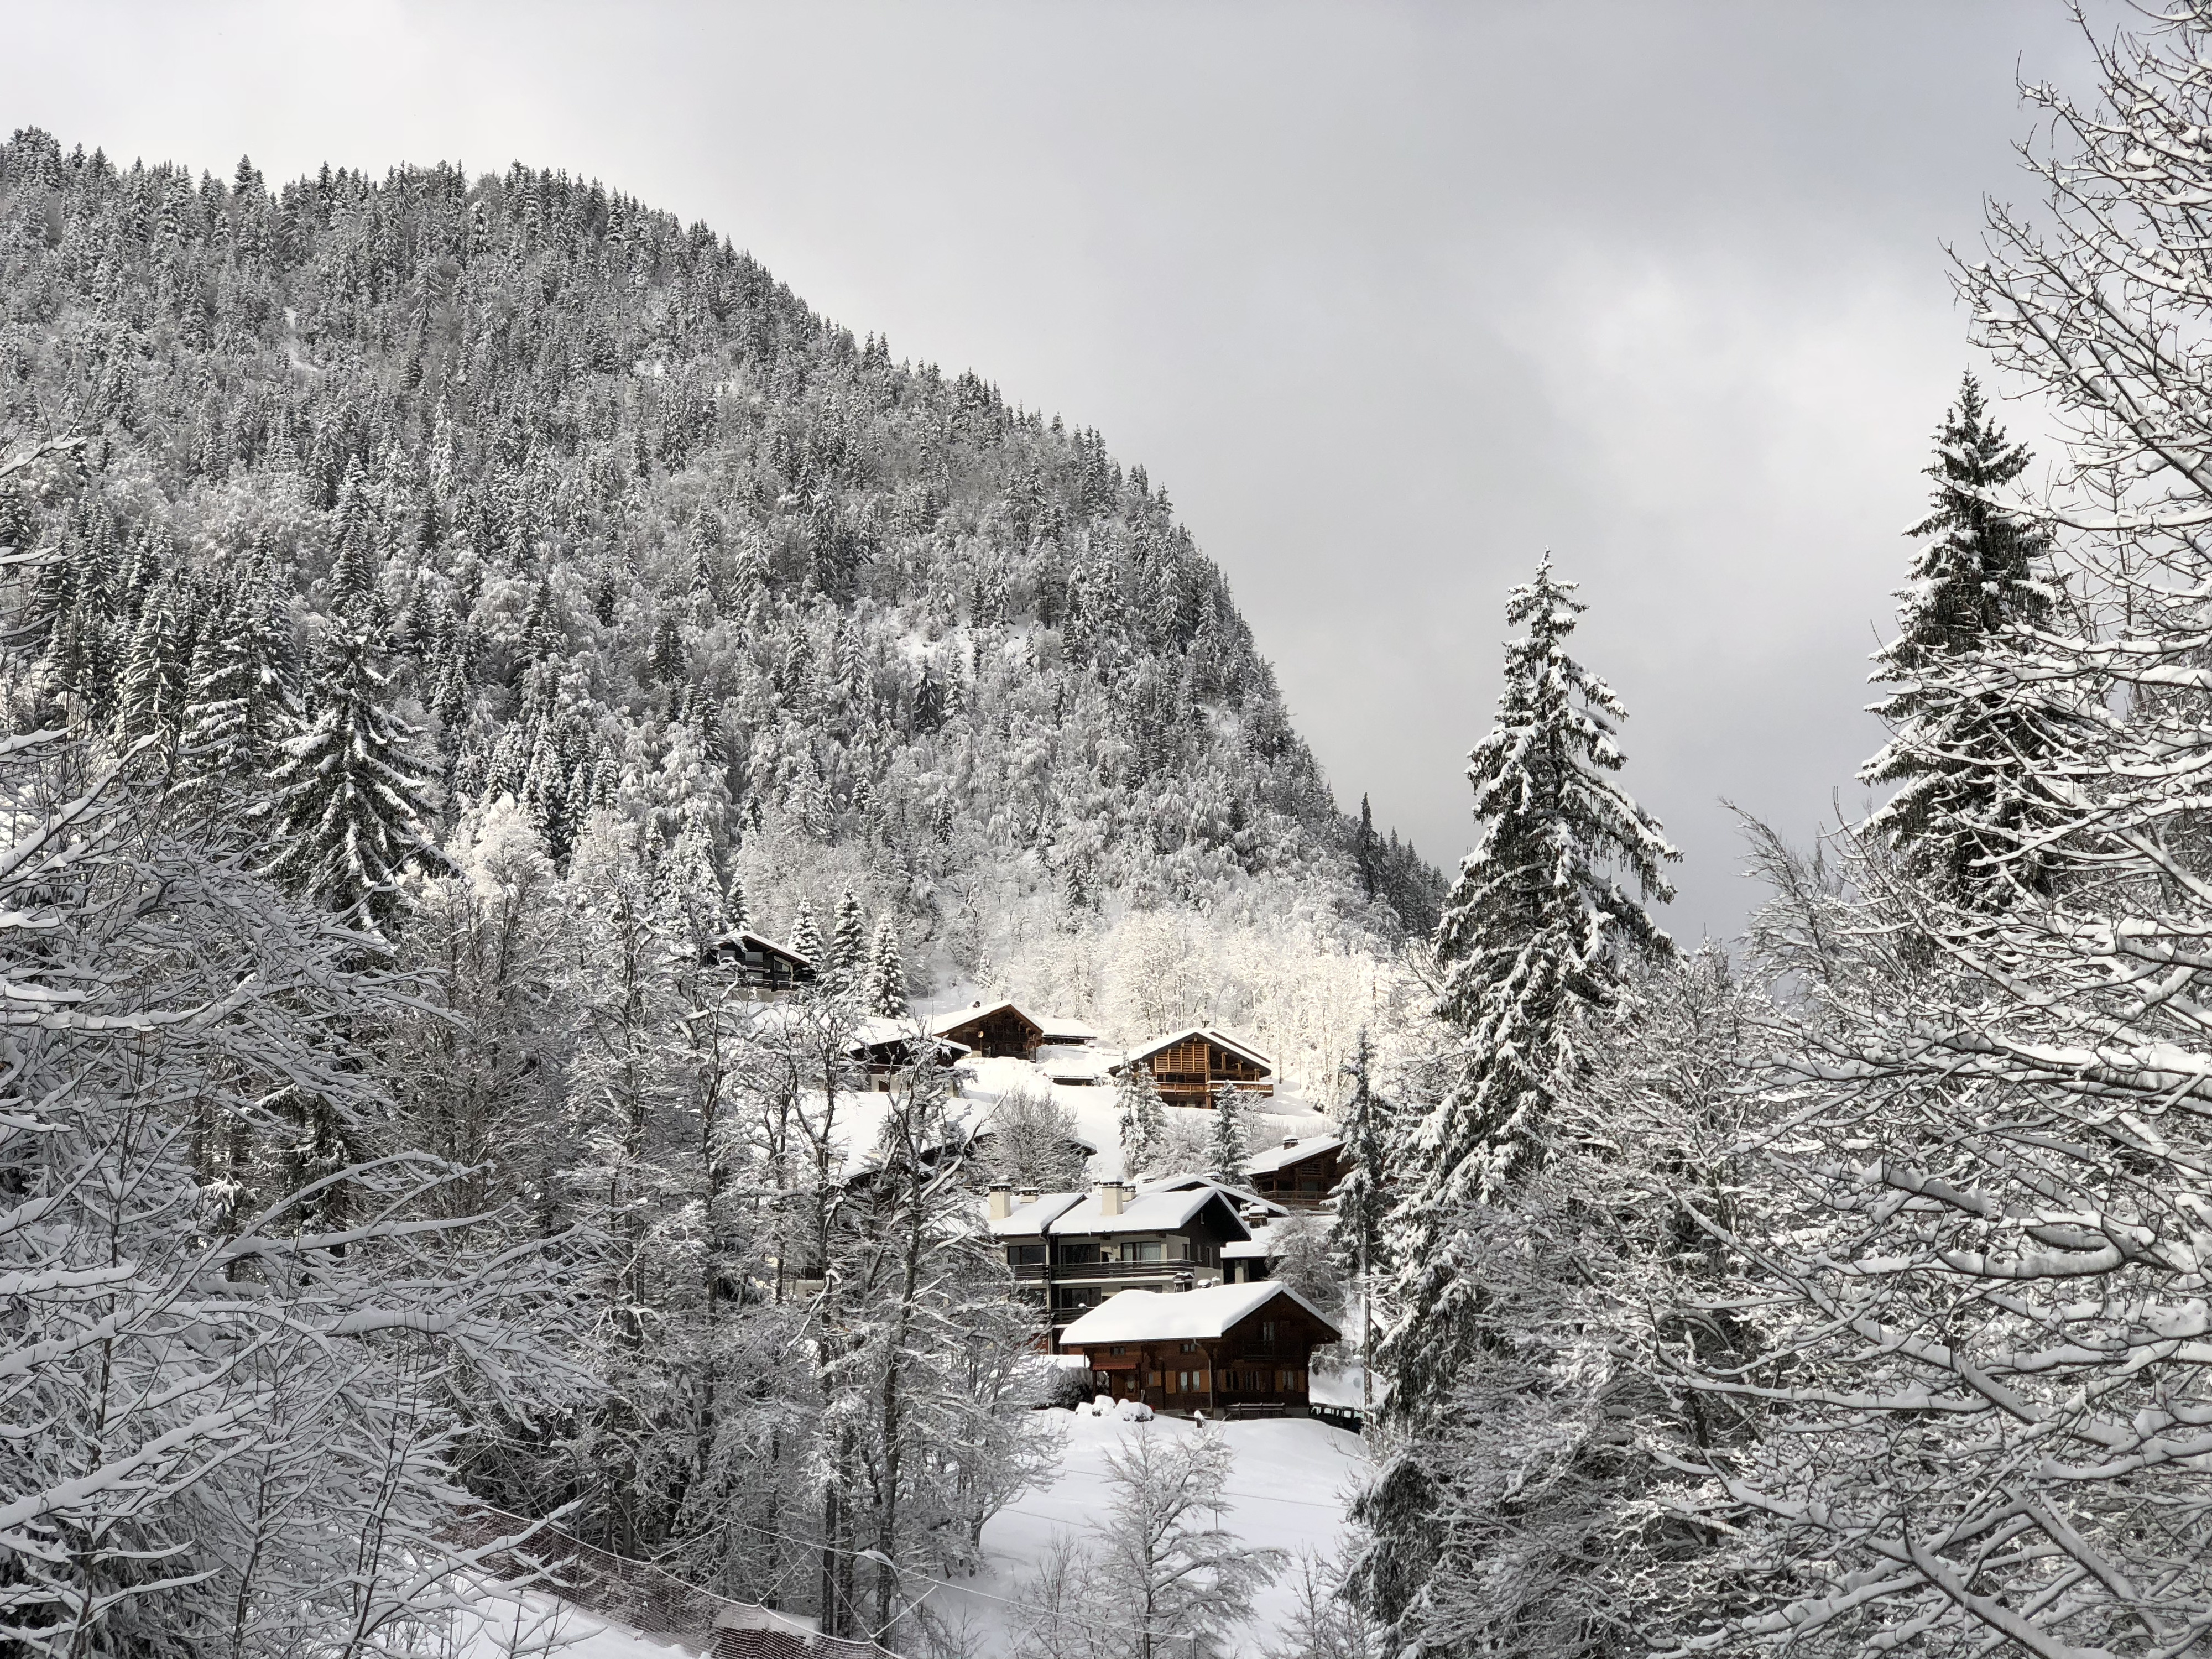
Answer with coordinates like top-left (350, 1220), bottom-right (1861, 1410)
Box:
top-left (1060, 1281), bottom-right (1341, 1417)
top-left (928, 1000), bottom-right (1046, 1058)
top-left (989, 1179), bottom-right (1256, 1339)
top-left (849, 1018), bottom-right (968, 1092)
top-left (703, 929), bottom-right (816, 997)
top-left (1244, 1134), bottom-right (1343, 1209)
top-left (1115, 1028), bottom-right (1274, 1109)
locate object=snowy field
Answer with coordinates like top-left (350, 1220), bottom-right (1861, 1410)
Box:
top-left (924, 1408), bottom-right (1366, 1655)
top-left (435, 1410), bottom-right (1366, 1658)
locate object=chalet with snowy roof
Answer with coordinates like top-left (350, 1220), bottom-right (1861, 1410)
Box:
top-left (929, 1000), bottom-right (1046, 1058)
top-left (1244, 1134), bottom-right (1343, 1209)
top-left (1114, 1028), bottom-right (1274, 1109)
top-left (1035, 1042), bottom-right (1110, 1087)
top-left (703, 929), bottom-right (816, 996)
top-left (849, 1018), bottom-right (968, 1092)
top-left (988, 1178), bottom-right (1256, 1339)
top-left (1060, 1281), bottom-right (1341, 1417)
top-left (1036, 1015), bottom-right (1100, 1047)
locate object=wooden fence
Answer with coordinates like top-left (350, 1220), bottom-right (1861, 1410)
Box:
top-left (455, 1506), bottom-right (904, 1659)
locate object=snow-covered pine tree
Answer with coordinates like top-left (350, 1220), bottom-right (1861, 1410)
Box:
top-left (1208, 1084), bottom-right (1250, 1186)
top-left (1387, 556), bottom-right (1677, 1411)
top-left (182, 550), bottom-right (303, 783)
top-left (789, 898), bottom-right (825, 969)
top-left (1685, 14), bottom-right (2212, 1651)
top-left (1352, 558), bottom-right (1676, 1651)
top-left (1859, 373), bottom-right (2072, 902)
top-left (863, 915), bottom-right (909, 1017)
top-left (259, 627), bottom-right (447, 942)
top-left (1330, 1029), bottom-right (1391, 1402)
top-left (826, 888), bottom-right (867, 1000)
top-left (1115, 1061), bottom-right (1166, 1179)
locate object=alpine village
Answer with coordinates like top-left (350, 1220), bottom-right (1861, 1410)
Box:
top-left (14, 8), bottom-right (2212, 1657)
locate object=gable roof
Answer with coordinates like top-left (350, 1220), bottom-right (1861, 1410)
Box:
top-left (1244, 1135), bottom-right (1343, 1177)
top-left (714, 928), bottom-right (813, 969)
top-left (1036, 1015), bottom-right (1101, 1044)
top-left (1047, 1184), bottom-right (1249, 1238)
top-left (988, 1191), bottom-right (1084, 1238)
top-left (1061, 1280), bottom-right (1340, 1345)
top-left (928, 1000), bottom-right (1045, 1039)
top-left (1121, 1026), bottom-right (1274, 1073)
top-left (1136, 1173), bottom-right (1288, 1217)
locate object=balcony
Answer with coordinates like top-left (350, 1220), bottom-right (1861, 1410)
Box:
top-left (1013, 1260), bottom-right (1198, 1283)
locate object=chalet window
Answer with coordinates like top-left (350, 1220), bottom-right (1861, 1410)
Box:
top-left (1145, 1371), bottom-right (1161, 1386)
top-left (1120, 1240), bottom-right (1162, 1263)
top-left (1260, 1321), bottom-right (1276, 1347)
top-left (1180, 1340), bottom-right (1197, 1353)
top-left (1111, 1346), bottom-right (1127, 1356)
top-left (1005, 1243), bottom-right (1045, 1266)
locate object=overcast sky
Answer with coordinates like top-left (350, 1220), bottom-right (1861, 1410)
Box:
top-left (1, 1), bottom-right (2112, 940)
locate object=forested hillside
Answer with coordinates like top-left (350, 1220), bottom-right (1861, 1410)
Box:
top-left (0, 127), bottom-right (1441, 984)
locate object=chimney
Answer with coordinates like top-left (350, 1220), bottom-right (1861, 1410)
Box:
top-left (1281, 1135), bottom-right (1298, 1149)
top-left (1099, 1181), bottom-right (1127, 1218)
top-left (1175, 1270), bottom-right (1194, 1293)
top-left (1016, 1185), bottom-right (1041, 1207)
top-left (988, 1181), bottom-right (1014, 1221)
top-left (1241, 1203), bottom-right (1271, 1232)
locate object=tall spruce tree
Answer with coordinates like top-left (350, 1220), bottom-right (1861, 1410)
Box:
top-left (1116, 1062), bottom-right (1167, 1180)
top-left (184, 552), bottom-right (304, 782)
top-left (1208, 1084), bottom-right (1250, 1187)
top-left (1330, 1029), bottom-right (1391, 1409)
top-left (862, 916), bottom-right (909, 1018)
top-left (789, 898), bottom-right (825, 968)
top-left (1352, 560), bottom-right (1676, 1650)
top-left (259, 628), bottom-right (446, 942)
top-left (1859, 374), bottom-right (2071, 901)
top-left (826, 888), bottom-right (867, 999)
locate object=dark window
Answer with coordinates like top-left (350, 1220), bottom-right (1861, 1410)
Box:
top-left (1260, 1321), bottom-right (1276, 1347)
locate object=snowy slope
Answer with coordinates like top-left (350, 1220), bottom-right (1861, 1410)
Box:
top-left (958, 1055), bottom-right (1336, 1183)
top-left (931, 1408), bottom-right (1369, 1655)
top-left (442, 1584), bottom-right (694, 1657)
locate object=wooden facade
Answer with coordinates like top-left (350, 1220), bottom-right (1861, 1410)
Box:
top-left (932, 1001), bottom-right (1045, 1059)
top-left (1062, 1286), bottom-right (1340, 1417)
top-left (1246, 1137), bottom-right (1343, 1209)
top-left (1121, 1029), bottom-right (1274, 1109)
top-left (703, 930), bottom-right (816, 996)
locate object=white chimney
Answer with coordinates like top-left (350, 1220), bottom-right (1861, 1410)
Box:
top-left (988, 1181), bottom-right (1014, 1221)
top-left (1099, 1181), bottom-right (1127, 1218)
top-left (1016, 1186), bottom-right (1041, 1208)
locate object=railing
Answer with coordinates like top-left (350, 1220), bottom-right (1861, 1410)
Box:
top-left (1039, 1259), bottom-right (1195, 1281)
top-left (452, 1505), bottom-right (902, 1659)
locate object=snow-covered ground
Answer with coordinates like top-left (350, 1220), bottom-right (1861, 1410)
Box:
top-left (439, 1411), bottom-right (1367, 1658)
top-left (929, 1406), bottom-right (1369, 1655)
top-left (437, 1584), bottom-right (692, 1657)
top-left (958, 1053), bottom-right (1335, 1183)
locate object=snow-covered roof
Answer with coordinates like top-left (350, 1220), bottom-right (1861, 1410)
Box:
top-left (1061, 1281), bottom-right (1339, 1346)
top-left (850, 1015), bottom-right (969, 1056)
top-left (928, 1000), bottom-right (1043, 1037)
top-left (1035, 1043), bottom-right (1109, 1081)
top-left (988, 1191), bottom-right (1083, 1238)
top-left (715, 927), bottom-right (813, 968)
top-left (1220, 1238), bottom-right (1273, 1260)
top-left (1136, 1173), bottom-right (1288, 1217)
top-left (1122, 1027), bottom-right (1274, 1073)
top-left (1037, 1016), bottom-right (1100, 1044)
top-left (1045, 1183), bottom-right (1251, 1238)
top-left (1244, 1135), bottom-right (1343, 1176)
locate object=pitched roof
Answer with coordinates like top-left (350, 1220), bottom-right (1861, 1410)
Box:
top-left (927, 1000), bottom-right (1044, 1038)
top-left (1136, 1173), bottom-right (1288, 1217)
top-left (987, 1180), bottom-right (1255, 1239)
top-left (1061, 1280), bottom-right (1340, 1345)
top-left (715, 928), bottom-right (813, 968)
top-left (1122, 1026), bottom-right (1274, 1072)
top-left (988, 1191), bottom-right (1084, 1238)
top-left (1037, 1016), bottom-right (1101, 1044)
top-left (1244, 1135), bottom-right (1343, 1176)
